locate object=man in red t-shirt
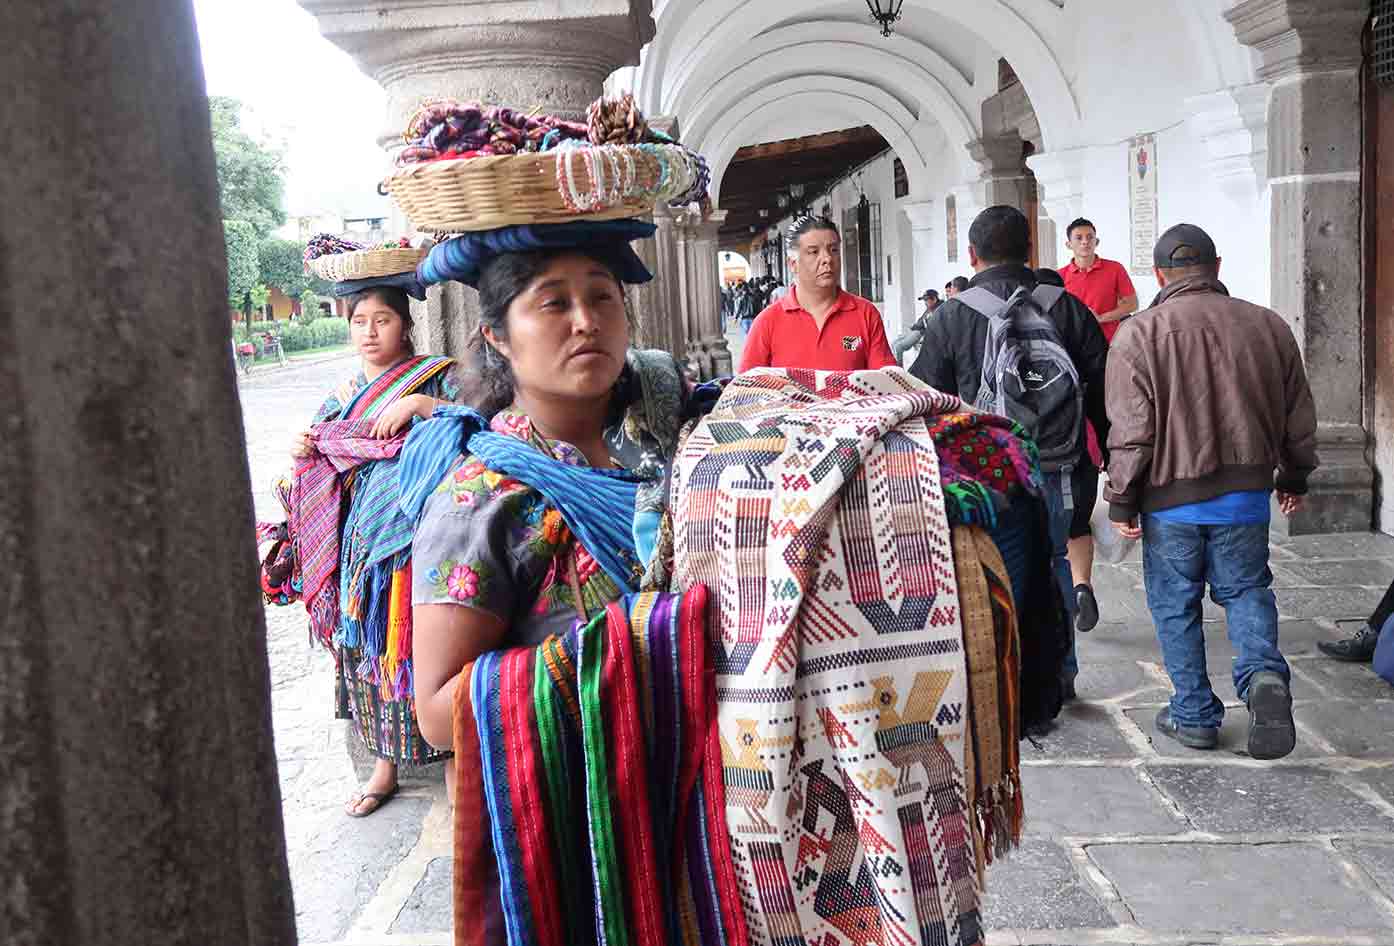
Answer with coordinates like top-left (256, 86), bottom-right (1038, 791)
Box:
top-left (739, 215), bottom-right (896, 373)
top-left (1057, 217), bottom-right (1138, 633)
top-left (1059, 218), bottom-right (1138, 343)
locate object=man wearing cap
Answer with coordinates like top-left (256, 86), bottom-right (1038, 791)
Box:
top-left (1105, 223), bottom-right (1317, 760)
top-left (891, 289), bottom-right (940, 365)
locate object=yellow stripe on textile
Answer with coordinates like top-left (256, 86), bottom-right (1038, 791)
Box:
top-left (380, 566), bottom-right (412, 702)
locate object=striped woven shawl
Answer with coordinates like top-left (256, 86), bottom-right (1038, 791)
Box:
top-left (290, 355), bottom-right (453, 648)
top-left (453, 587), bottom-right (749, 946)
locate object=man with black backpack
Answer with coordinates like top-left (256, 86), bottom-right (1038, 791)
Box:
top-left (910, 205), bottom-right (1110, 702)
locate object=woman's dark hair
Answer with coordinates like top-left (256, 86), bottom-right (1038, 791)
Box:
top-left (463, 248), bottom-right (629, 416)
top-left (344, 286), bottom-right (416, 358)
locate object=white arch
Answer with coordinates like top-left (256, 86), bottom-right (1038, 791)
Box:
top-left (677, 33), bottom-right (979, 181)
top-left (703, 87), bottom-right (932, 205)
top-left (669, 21), bottom-right (973, 122)
top-left (645, 0), bottom-right (1082, 150)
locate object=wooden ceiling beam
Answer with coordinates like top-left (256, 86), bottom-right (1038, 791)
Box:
top-left (728, 125), bottom-right (885, 164)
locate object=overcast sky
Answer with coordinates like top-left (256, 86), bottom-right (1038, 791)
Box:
top-left (193, 0), bottom-right (392, 219)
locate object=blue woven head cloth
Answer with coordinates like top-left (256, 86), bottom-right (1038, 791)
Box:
top-left (416, 219), bottom-right (658, 289)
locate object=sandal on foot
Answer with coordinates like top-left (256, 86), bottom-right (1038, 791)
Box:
top-left (345, 784), bottom-right (399, 818)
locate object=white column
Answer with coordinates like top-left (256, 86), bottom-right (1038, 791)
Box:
top-left (901, 199), bottom-right (936, 328)
top-left (1184, 84), bottom-right (1271, 202)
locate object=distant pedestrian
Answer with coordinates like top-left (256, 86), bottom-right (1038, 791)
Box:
top-left (910, 205), bottom-right (1110, 702)
top-left (892, 289), bottom-right (940, 365)
top-left (945, 275), bottom-right (969, 299)
top-left (1105, 223), bottom-right (1316, 760)
top-left (734, 281), bottom-right (756, 337)
top-left (1059, 218), bottom-right (1138, 343)
top-left (739, 215), bottom-right (896, 372)
top-left (1058, 218), bottom-right (1139, 633)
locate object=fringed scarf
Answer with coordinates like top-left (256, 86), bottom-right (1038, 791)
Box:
top-left (286, 355), bottom-right (453, 700)
top-left (671, 367), bottom-right (1015, 946)
top-left (452, 586), bottom-right (750, 946)
top-left (951, 525), bottom-right (1024, 878)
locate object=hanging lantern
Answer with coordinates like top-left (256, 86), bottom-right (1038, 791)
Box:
top-left (865, 0), bottom-right (905, 37)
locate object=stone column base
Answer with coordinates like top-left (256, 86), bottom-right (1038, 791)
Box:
top-left (1271, 442), bottom-right (1373, 536)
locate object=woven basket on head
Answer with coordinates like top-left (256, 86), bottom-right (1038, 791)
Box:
top-left (383, 144), bottom-right (697, 233)
top-left (308, 247), bottom-right (427, 282)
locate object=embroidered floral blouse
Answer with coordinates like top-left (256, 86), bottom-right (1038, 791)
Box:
top-left (410, 407), bottom-right (634, 647)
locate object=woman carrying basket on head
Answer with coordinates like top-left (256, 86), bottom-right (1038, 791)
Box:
top-left (266, 239), bottom-right (462, 817)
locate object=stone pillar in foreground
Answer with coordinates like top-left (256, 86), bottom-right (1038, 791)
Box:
top-left (1, 2), bottom-right (296, 944)
top-left (299, 0), bottom-right (656, 362)
top-left (1227, 0), bottom-right (1372, 533)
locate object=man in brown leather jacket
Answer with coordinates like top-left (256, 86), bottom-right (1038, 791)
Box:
top-left (1104, 224), bottom-right (1317, 761)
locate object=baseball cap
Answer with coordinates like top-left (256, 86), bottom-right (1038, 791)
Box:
top-left (919, 289), bottom-right (940, 301)
top-left (1153, 223), bottom-right (1218, 269)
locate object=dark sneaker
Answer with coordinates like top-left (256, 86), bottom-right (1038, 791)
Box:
top-left (1075, 583), bottom-right (1099, 633)
top-left (1246, 672), bottom-right (1296, 760)
top-left (1317, 624), bottom-right (1379, 663)
top-left (1154, 707), bottom-right (1219, 750)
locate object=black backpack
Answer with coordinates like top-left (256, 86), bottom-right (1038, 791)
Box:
top-left (956, 284), bottom-right (1084, 474)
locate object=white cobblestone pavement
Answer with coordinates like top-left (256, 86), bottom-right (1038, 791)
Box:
top-left (242, 349), bottom-right (1394, 946)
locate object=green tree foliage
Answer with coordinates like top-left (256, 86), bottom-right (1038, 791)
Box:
top-left (223, 219), bottom-right (260, 312)
top-left (209, 96), bottom-right (287, 238)
top-left (299, 289), bottom-right (324, 323)
top-left (258, 236), bottom-right (307, 298)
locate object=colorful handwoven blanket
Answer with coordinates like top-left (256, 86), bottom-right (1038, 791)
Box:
top-left (926, 411), bottom-right (1041, 528)
top-left (671, 367), bottom-right (1000, 946)
top-left (452, 586), bottom-right (749, 946)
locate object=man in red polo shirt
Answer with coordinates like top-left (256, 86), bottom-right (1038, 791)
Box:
top-left (739, 215), bottom-right (897, 373)
top-left (1058, 217), bottom-right (1138, 633)
top-left (1059, 217), bottom-right (1138, 343)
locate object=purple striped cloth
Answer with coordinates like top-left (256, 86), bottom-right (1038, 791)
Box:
top-left (290, 421), bottom-right (407, 648)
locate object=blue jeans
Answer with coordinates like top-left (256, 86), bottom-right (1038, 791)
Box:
top-left (1040, 472), bottom-right (1079, 681)
top-left (1142, 517), bottom-right (1289, 728)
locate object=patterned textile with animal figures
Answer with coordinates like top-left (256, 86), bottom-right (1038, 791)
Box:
top-left (672, 367), bottom-right (993, 946)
